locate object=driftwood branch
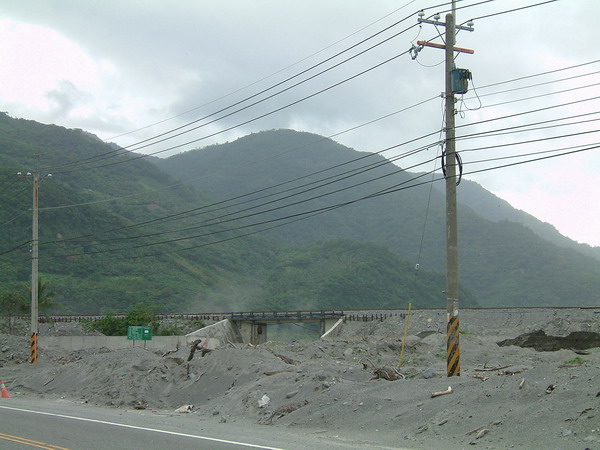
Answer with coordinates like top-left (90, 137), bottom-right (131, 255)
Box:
top-left (467, 426), bottom-right (489, 436)
top-left (476, 428), bottom-right (490, 439)
top-left (273, 353), bottom-right (300, 365)
top-left (263, 400), bottom-right (309, 425)
top-left (360, 358), bottom-right (405, 381)
top-left (188, 339), bottom-right (201, 361)
top-left (475, 365), bottom-right (511, 372)
top-left (431, 386), bottom-right (453, 398)
top-left (558, 363), bottom-right (583, 368)
top-left (498, 368), bottom-right (525, 376)
top-left (187, 339), bottom-right (212, 361)
top-left (263, 368), bottom-right (295, 376)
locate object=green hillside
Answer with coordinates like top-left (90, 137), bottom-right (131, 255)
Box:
top-left (0, 114), bottom-right (272, 313)
top-left (156, 129), bottom-right (600, 307)
top-left (260, 240), bottom-right (478, 310)
top-left (0, 114), bottom-right (458, 313)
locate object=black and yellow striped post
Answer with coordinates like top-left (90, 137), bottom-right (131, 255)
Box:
top-left (30, 332), bottom-right (38, 363)
top-left (447, 310), bottom-right (460, 376)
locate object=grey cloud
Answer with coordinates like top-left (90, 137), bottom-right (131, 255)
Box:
top-left (45, 80), bottom-right (89, 117)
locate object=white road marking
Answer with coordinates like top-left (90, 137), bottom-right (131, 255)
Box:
top-left (0, 405), bottom-right (283, 449)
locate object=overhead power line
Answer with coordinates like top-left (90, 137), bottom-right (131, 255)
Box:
top-left (43, 11), bottom-right (432, 173)
top-left (37, 141), bottom-right (599, 262)
top-left (1, 2), bottom-right (584, 258)
top-left (47, 116), bottom-right (600, 249)
top-left (37, 118), bottom-right (600, 256)
top-left (37, 85), bottom-right (599, 241)
top-left (36, 62), bottom-right (600, 217)
top-left (36, 93), bottom-right (600, 250)
top-left (0, 240), bottom-right (32, 257)
top-left (39, 1), bottom-right (509, 175)
top-left (104, 0), bottom-right (440, 142)
top-left (48, 45), bottom-right (419, 174)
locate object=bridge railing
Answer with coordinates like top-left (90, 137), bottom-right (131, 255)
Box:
top-left (227, 310), bottom-right (345, 320)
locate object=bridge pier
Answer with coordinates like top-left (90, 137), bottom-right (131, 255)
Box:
top-left (236, 321), bottom-right (268, 345)
top-left (232, 317), bottom-right (344, 344)
top-left (320, 318), bottom-right (342, 336)
top-left (321, 318), bottom-right (344, 339)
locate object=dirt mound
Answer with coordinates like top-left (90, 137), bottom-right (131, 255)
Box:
top-left (2, 309), bottom-right (600, 449)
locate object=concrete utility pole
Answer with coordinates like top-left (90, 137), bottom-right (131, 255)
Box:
top-left (416, 3), bottom-right (473, 376)
top-left (31, 170), bottom-right (39, 363)
top-left (18, 160), bottom-right (49, 363)
top-left (17, 162), bottom-right (47, 363)
top-left (444, 11), bottom-right (460, 377)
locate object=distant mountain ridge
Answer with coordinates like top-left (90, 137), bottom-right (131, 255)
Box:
top-left (0, 113), bottom-right (270, 313)
top-left (1, 114), bottom-right (597, 312)
top-left (156, 129), bottom-right (600, 307)
top-left (0, 114), bottom-right (469, 313)
top-left (448, 180), bottom-right (600, 261)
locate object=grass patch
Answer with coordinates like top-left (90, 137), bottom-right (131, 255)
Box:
top-left (564, 356), bottom-right (585, 366)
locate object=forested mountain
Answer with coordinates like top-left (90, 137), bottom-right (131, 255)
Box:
top-left (0, 114), bottom-right (273, 313)
top-left (0, 114), bottom-right (465, 313)
top-left (259, 240), bottom-right (477, 310)
top-left (446, 180), bottom-right (600, 262)
top-left (156, 129), bottom-right (600, 307)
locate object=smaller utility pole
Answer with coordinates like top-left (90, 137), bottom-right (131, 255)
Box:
top-left (31, 170), bottom-right (39, 363)
top-left (19, 159), bottom-right (51, 363)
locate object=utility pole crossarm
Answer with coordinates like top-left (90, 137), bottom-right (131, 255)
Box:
top-left (416, 40), bottom-right (474, 54)
top-left (418, 17), bottom-right (474, 32)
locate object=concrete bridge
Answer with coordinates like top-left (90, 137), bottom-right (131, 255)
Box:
top-left (39, 313), bottom-right (348, 352)
top-left (36, 310), bottom-right (405, 351)
top-left (226, 310), bottom-right (346, 344)
top-left (39, 310), bottom-right (404, 345)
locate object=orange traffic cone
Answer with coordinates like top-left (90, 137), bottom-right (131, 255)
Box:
top-left (0, 380), bottom-right (9, 398)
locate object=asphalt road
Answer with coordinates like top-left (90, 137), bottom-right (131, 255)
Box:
top-left (0, 397), bottom-right (399, 449)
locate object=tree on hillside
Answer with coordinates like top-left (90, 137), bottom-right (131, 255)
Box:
top-left (27, 277), bottom-right (58, 313)
top-left (0, 290), bottom-right (27, 334)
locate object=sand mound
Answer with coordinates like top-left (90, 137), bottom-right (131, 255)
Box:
top-left (2, 309), bottom-right (599, 449)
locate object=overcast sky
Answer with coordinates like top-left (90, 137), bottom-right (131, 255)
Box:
top-left (1, 0), bottom-right (599, 247)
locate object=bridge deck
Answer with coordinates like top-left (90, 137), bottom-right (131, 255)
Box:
top-left (33, 310), bottom-right (405, 323)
